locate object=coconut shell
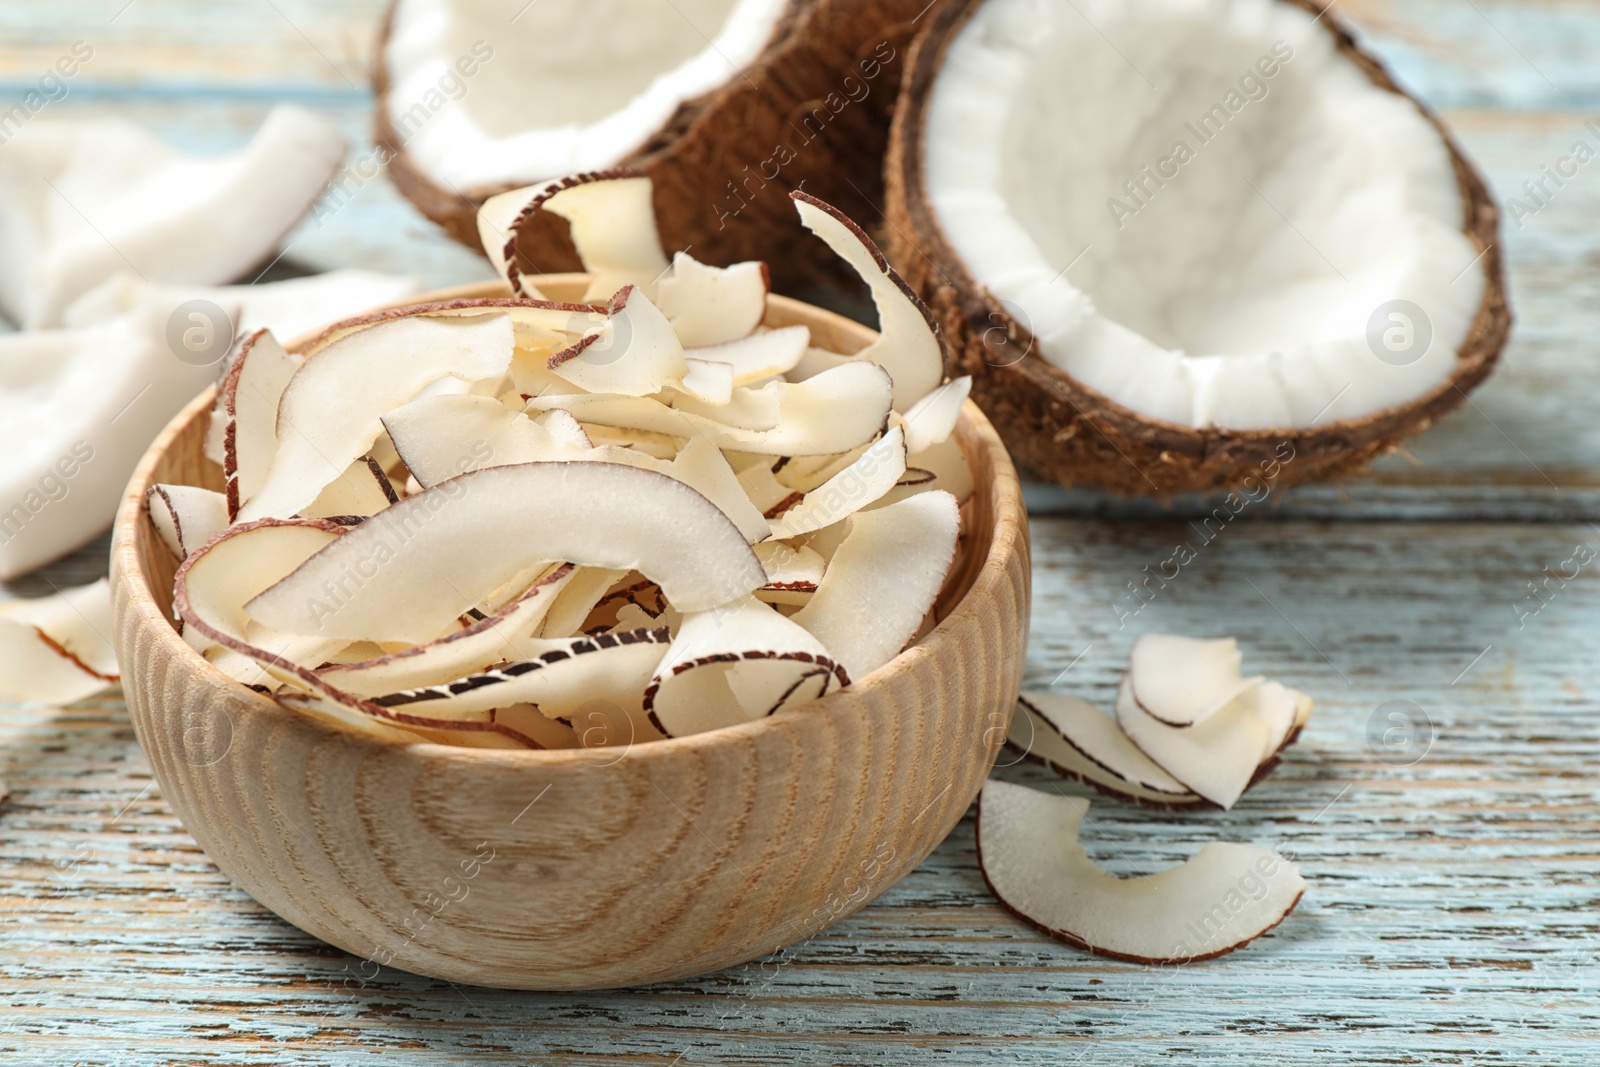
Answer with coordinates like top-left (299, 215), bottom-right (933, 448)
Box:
top-left (883, 0), bottom-right (1511, 498)
top-left (374, 0), bottom-right (929, 291)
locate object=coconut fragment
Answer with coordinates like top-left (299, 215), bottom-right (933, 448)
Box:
top-left (238, 313), bottom-right (515, 521)
top-left (382, 393), bottom-right (589, 488)
top-left (172, 519), bottom-right (352, 689)
top-left (300, 457), bottom-right (398, 520)
top-left (791, 490), bottom-right (959, 682)
top-left (768, 426), bottom-right (907, 539)
top-left (0, 579), bottom-right (119, 704)
top-left (247, 462), bottom-right (765, 642)
top-left (145, 485), bottom-right (229, 561)
top-left (1007, 698), bottom-right (1205, 807)
top-left (646, 596), bottom-right (846, 738)
top-left (548, 285), bottom-right (686, 396)
top-left (977, 781), bottom-right (1305, 962)
top-left (676, 358), bottom-right (736, 406)
top-left (0, 105), bottom-right (345, 329)
top-left (1128, 634), bottom-right (1263, 728)
top-left (1116, 679), bottom-right (1267, 811)
top-left (792, 192), bottom-right (945, 411)
top-left (1020, 691), bottom-right (1195, 801)
top-left (220, 329), bottom-right (301, 519)
top-left (901, 376), bottom-right (971, 456)
top-left (688, 325), bottom-right (809, 386)
top-left (653, 253), bottom-right (768, 347)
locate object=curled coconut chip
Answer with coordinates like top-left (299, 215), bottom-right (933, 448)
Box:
top-left (1128, 633), bottom-right (1264, 728)
top-left (977, 780), bottom-right (1305, 963)
top-left (149, 178), bottom-right (968, 748)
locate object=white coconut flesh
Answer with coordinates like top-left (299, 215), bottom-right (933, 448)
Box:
top-left (0, 579), bottom-right (119, 704)
top-left (146, 485), bottom-right (230, 561)
top-left (646, 594), bottom-right (845, 737)
top-left (1116, 678), bottom-right (1268, 810)
top-left (246, 461), bottom-right (767, 642)
top-left (386, 0), bottom-right (791, 190)
top-left (146, 183), bottom-right (966, 749)
top-left (1128, 633), bottom-right (1262, 727)
top-left (977, 781), bottom-right (1305, 962)
top-left (791, 490), bottom-right (960, 683)
top-left (923, 0), bottom-right (1486, 429)
top-left (237, 313), bottom-right (515, 521)
top-left (1007, 699), bottom-right (1205, 807)
top-left (1019, 691), bottom-right (1194, 800)
top-left (0, 105), bottom-right (344, 329)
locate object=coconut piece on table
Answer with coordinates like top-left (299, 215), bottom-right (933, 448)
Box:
top-left (0, 105), bottom-right (344, 329)
top-left (1115, 678), bottom-right (1268, 811)
top-left (790, 490), bottom-right (960, 682)
top-left (1128, 633), bottom-right (1263, 727)
top-left (646, 595), bottom-right (846, 738)
top-left (236, 313), bottom-right (515, 521)
top-left (1017, 691), bottom-right (1197, 805)
top-left (246, 462), bottom-right (765, 642)
top-left (0, 579), bottom-right (119, 704)
top-left (977, 780), bottom-right (1305, 962)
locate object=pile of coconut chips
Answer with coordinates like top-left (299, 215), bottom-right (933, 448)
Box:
top-left (153, 173), bottom-right (972, 750)
top-left (989, 634), bottom-right (1311, 961)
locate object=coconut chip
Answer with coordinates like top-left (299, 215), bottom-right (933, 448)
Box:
top-left (0, 579), bottom-right (119, 704)
top-left (977, 780), bottom-right (1305, 963)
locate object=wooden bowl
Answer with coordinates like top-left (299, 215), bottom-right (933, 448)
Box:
top-left (109, 278), bottom-right (1030, 990)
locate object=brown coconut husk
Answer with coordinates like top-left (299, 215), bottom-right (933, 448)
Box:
top-left (883, 0), bottom-right (1511, 498)
top-left (374, 0), bottom-right (931, 291)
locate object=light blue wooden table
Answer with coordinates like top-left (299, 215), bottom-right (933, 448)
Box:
top-left (3, 2), bottom-right (1598, 1063)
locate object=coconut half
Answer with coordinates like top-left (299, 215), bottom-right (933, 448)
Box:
top-left (377, 0), bottom-right (930, 288)
top-left (885, 0), bottom-right (1509, 495)
top-left (977, 780), bottom-right (1305, 962)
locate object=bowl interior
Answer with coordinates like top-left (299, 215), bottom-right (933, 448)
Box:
top-left (129, 277), bottom-right (999, 725)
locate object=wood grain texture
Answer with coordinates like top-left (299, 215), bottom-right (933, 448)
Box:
top-left (104, 279), bottom-right (1028, 991)
top-left (3, 0), bottom-right (1599, 1061)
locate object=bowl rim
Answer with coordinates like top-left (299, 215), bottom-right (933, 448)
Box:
top-left (110, 276), bottom-right (1027, 768)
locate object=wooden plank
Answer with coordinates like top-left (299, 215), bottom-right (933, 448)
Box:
top-left (5, 517), bottom-right (1598, 1064)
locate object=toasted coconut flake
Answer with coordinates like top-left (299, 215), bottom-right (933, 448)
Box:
top-left (791, 490), bottom-right (959, 681)
top-left (532, 360), bottom-right (893, 456)
top-left (688, 324), bottom-right (809, 386)
top-left (382, 393), bottom-right (589, 488)
top-left (300, 456), bottom-right (398, 520)
top-left (247, 461), bottom-right (765, 642)
top-left (0, 579), bottom-right (119, 703)
top-left (768, 426), bottom-right (907, 539)
top-left (677, 358), bottom-right (736, 406)
top-left (220, 329), bottom-right (301, 520)
top-left (754, 540), bottom-right (825, 590)
top-left (1020, 691), bottom-right (1193, 800)
top-left (1007, 698), bottom-right (1205, 808)
top-left (547, 285), bottom-right (686, 396)
top-left (371, 627), bottom-right (672, 719)
top-left (1128, 634), bottom-right (1263, 727)
top-left (173, 519), bottom-right (351, 688)
top-left (653, 253), bottom-right (768, 347)
top-left (145, 485), bottom-right (229, 560)
top-left (646, 596), bottom-right (846, 738)
top-left (238, 313), bottom-right (515, 521)
top-left (792, 192), bottom-right (945, 411)
top-left (1115, 679), bottom-right (1267, 811)
top-left (317, 564), bottom-right (577, 698)
top-left (901, 376), bottom-right (971, 456)
top-left (977, 781), bottom-right (1305, 963)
